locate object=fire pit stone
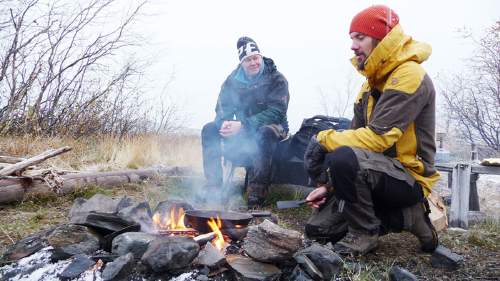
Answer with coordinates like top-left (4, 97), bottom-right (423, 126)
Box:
top-left (101, 252), bottom-right (135, 281)
top-left (111, 232), bottom-right (158, 259)
top-left (242, 219), bottom-right (303, 262)
top-left (69, 194), bottom-right (133, 223)
top-left (194, 242), bottom-right (226, 268)
top-left (141, 236), bottom-right (200, 273)
top-left (47, 224), bottom-right (101, 261)
top-left (226, 254), bottom-right (282, 280)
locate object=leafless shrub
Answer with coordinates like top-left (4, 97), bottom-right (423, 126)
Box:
top-left (317, 73), bottom-right (358, 118)
top-left (0, 0), bottom-right (180, 138)
top-left (440, 21), bottom-right (500, 154)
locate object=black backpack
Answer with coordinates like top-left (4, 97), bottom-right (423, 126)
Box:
top-left (272, 115), bottom-right (351, 186)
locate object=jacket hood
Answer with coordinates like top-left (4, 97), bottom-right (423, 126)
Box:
top-left (351, 24), bottom-right (432, 88)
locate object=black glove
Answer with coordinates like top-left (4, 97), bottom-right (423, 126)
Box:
top-left (304, 135), bottom-right (328, 186)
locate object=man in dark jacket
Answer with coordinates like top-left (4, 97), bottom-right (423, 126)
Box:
top-left (202, 37), bottom-right (289, 207)
top-left (303, 5), bottom-right (439, 255)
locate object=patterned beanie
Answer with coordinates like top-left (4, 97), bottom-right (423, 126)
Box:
top-left (237, 37), bottom-right (261, 62)
top-left (349, 5), bottom-right (399, 40)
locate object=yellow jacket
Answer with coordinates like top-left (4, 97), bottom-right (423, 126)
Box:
top-left (317, 24), bottom-right (440, 196)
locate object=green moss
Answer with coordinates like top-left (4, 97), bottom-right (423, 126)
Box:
top-left (30, 212), bottom-right (46, 223)
top-left (20, 193), bottom-right (60, 209)
top-left (126, 163), bottom-right (139, 169)
top-left (467, 229), bottom-right (498, 250)
top-left (475, 218), bottom-right (500, 233)
top-left (66, 186), bottom-right (113, 200)
top-left (338, 260), bottom-right (393, 281)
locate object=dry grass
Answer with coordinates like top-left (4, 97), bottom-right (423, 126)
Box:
top-left (0, 133), bottom-right (203, 172)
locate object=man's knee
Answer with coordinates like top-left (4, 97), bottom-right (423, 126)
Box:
top-left (202, 122), bottom-right (219, 139)
top-left (256, 125), bottom-right (281, 141)
top-left (325, 146), bottom-right (361, 202)
top-left (325, 146), bottom-right (359, 173)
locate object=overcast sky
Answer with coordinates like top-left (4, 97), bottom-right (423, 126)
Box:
top-left (134, 0), bottom-right (499, 132)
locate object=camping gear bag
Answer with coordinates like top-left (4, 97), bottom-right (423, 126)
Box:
top-left (272, 115), bottom-right (351, 186)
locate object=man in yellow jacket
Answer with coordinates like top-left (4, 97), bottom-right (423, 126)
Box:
top-left (304, 5), bottom-right (439, 255)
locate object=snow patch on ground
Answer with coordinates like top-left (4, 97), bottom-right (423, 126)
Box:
top-left (0, 247), bottom-right (71, 281)
top-left (169, 271), bottom-right (197, 281)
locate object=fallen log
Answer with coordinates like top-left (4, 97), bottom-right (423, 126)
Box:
top-left (0, 146), bottom-right (72, 176)
top-left (0, 166), bottom-right (194, 204)
top-left (0, 156), bottom-right (26, 164)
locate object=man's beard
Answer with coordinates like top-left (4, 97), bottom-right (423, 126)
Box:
top-left (357, 57), bottom-right (366, 70)
top-left (357, 61), bottom-right (365, 70)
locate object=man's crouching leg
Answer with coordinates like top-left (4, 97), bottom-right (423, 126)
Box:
top-left (330, 146), bottom-right (438, 254)
top-left (325, 146), bottom-right (380, 255)
top-left (305, 196), bottom-right (348, 244)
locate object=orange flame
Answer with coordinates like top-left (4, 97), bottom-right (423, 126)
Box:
top-left (152, 207), bottom-right (187, 230)
top-left (207, 216), bottom-right (225, 251)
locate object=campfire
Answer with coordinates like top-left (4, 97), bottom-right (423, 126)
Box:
top-left (152, 206), bottom-right (230, 252)
top-left (1, 196), bottom-right (307, 281)
top-left (152, 207), bottom-right (198, 237)
top-left (207, 216), bottom-right (229, 251)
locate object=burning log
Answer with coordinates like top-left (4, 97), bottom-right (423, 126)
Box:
top-left (193, 232), bottom-right (216, 245)
top-left (207, 216), bottom-right (227, 251)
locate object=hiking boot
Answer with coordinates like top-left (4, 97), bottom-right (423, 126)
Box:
top-left (335, 231), bottom-right (378, 256)
top-left (247, 195), bottom-right (265, 208)
top-left (247, 184), bottom-right (267, 208)
top-left (402, 202), bottom-right (439, 253)
top-left (305, 205), bottom-right (348, 244)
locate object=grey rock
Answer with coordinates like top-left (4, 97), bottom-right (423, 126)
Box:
top-left (226, 254), bottom-right (281, 281)
top-left (47, 224), bottom-right (101, 260)
top-left (141, 236), bottom-right (199, 273)
top-left (74, 212), bottom-right (137, 235)
top-left (242, 219), bottom-right (303, 262)
top-left (294, 254), bottom-right (323, 280)
top-left (294, 243), bottom-right (342, 279)
top-left (389, 266), bottom-right (418, 281)
top-left (194, 242), bottom-right (226, 268)
top-left (1, 227), bottom-right (54, 263)
top-left (431, 245), bottom-right (463, 270)
top-left (118, 201), bottom-right (155, 233)
top-left (58, 254), bottom-right (96, 280)
top-left (111, 232), bottom-right (158, 259)
top-left (102, 252), bottom-right (135, 281)
top-left (69, 194), bottom-right (133, 223)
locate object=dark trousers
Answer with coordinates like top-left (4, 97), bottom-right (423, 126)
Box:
top-left (201, 121), bottom-right (282, 189)
top-left (306, 146), bottom-right (424, 239)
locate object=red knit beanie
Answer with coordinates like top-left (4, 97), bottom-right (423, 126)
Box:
top-left (349, 5), bottom-right (399, 40)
